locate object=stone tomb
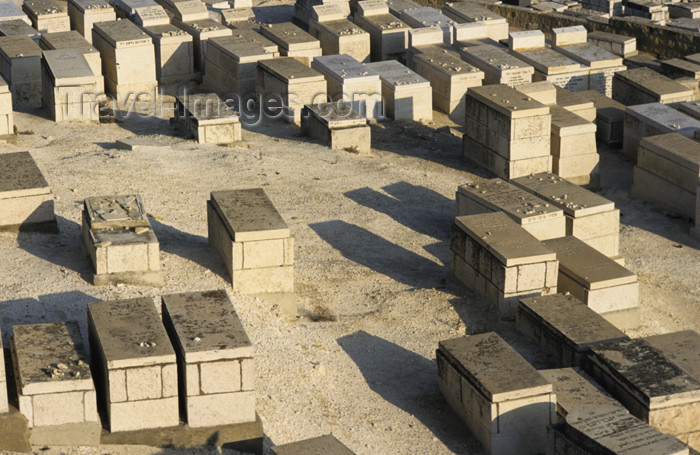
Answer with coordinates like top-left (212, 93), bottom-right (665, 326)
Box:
top-left (259, 22), bottom-right (322, 66)
top-left (437, 333), bottom-right (556, 455)
top-left (161, 0), bottom-right (209, 22)
top-left (441, 2), bottom-right (508, 41)
top-left (450, 212), bottom-right (558, 317)
top-left (256, 57), bottom-right (327, 124)
top-left (172, 18), bottom-right (231, 73)
top-left (271, 435), bottom-right (356, 455)
top-left (88, 298), bottom-right (179, 432)
top-left (587, 338), bottom-right (700, 441)
top-left (549, 106), bottom-right (599, 187)
top-left (0, 73), bottom-right (11, 135)
top-left (207, 188), bottom-right (295, 293)
top-left (553, 86), bottom-right (596, 123)
top-left (22, 0), bottom-right (70, 33)
top-left (463, 84), bottom-right (552, 180)
top-left (228, 24), bottom-right (280, 57)
top-left (141, 24), bottom-right (196, 86)
top-left (0, 19), bottom-right (41, 42)
top-left (353, 0), bottom-right (409, 62)
top-left (455, 179), bottom-right (565, 241)
top-left (630, 133), bottom-right (700, 221)
top-left (459, 44), bottom-right (534, 87)
top-left (40, 31), bottom-right (104, 92)
top-left (175, 92), bottom-right (242, 144)
top-left (587, 31), bottom-right (637, 58)
top-left (67, 0), bottom-right (115, 44)
top-left (512, 173), bottom-right (621, 258)
top-left (309, 4), bottom-right (370, 63)
top-left (80, 194), bottom-right (163, 286)
top-left (579, 89), bottom-right (625, 145)
top-left (623, 0), bottom-right (668, 22)
top-left (543, 236), bottom-right (639, 329)
top-left (161, 290), bottom-right (256, 428)
top-left (364, 59), bottom-right (431, 122)
top-left (0, 152), bottom-right (57, 233)
top-left (661, 58), bottom-right (700, 80)
top-left (0, 1), bottom-right (30, 25)
top-left (508, 31), bottom-right (589, 92)
top-left (203, 36), bottom-right (274, 97)
top-left (311, 53), bottom-right (382, 119)
top-left (612, 67), bottom-right (694, 106)
top-left (301, 102), bottom-right (371, 153)
top-left (92, 20), bottom-right (157, 99)
top-left (517, 293), bottom-right (629, 368)
top-left (622, 102), bottom-right (700, 161)
top-left (42, 49), bottom-right (100, 123)
top-left (10, 322), bottom-right (99, 445)
top-left (111, 0), bottom-right (169, 26)
top-left (0, 35), bottom-right (43, 107)
top-left (399, 6), bottom-right (455, 45)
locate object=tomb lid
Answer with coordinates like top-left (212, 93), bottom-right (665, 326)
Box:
top-left (312, 53), bottom-right (380, 82)
top-left (457, 179), bottom-right (563, 225)
top-left (0, 18), bottom-right (40, 38)
top-left (210, 188), bottom-right (290, 242)
top-left (229, 25), bottom-right (279, 54)
top-left (311, 3), bottom-right (346, 21)
top-left (357, 0), bottom-right (389, 16)
top-left (438, 333), bottom-right (553, 402)
top-left (590, 338), bottom-right (700, 408)
top-left (111, 0), bottom-right (159, 14)
top-left (513, 81), bottom-right (556, 105)
top-left (467, 84), bottom-right (550, 119)
top-left (88, 298), bottom-right (176, 369)
top-left (519, 293), bottom-right (628, 351)
top-left (615, 68), bottom-right (693, 100)
top-left (319, 19), bottom-right (368, 36)
top-left (258, 56), bottom-right (325, 82)
top-left (400, 6), bottom-right (455, 27)
top-left (260, 22), bottom-right (319, 49)
top-left (174, 17), bottom-right (230, 33)
top-left (364, 60), bottom-right (430, 87)
top-left (0, 1), bottom-right (29, 22)
top-left (177, 92), bottom-right (239, 121)
top-left (587, 30), bottom-right (635, 45)
top-left (539, 367), bottom-right (624, 418)
top-left (550, 106), bottom-right (596, 136)
top-left (162, 289), bottom-right (253, 363)
top-left (12, 321), bottom-right (94, 395)
top-left (208, 35), bottom-right (272, 61)
top-left (40, 30), bottom-right (98, 53)
top-left (543, 236), bottom-right (636, 289)
top-left (676, 100), bottom-right (700, 121)
top-left (386, 0), bottom-right (420, 15)
top-left (0, 152), bottom-right (51, 199)
top-left (554, 42), bottom-right (623, 69)
top-left (141, 22), bottom-right (190, 39)
top-left (131, 5), bottom-right (169, 26)
top-left (443, 2), bottom-right (505, 22)
top-left (22, 0), bottom-right (67, 16)
top-left (512, 47), bottom-right (586, 75)
top-left (92, 20), bottom-right (152, 47)
top-left (170, 0), bottom-right (209, 21)
top-left (565, 404), bottom-right (690, 454)
top-left (626, 103), bottom-right (700, 137)
top-left (69, 0), bottom-right (114, 13)
top-left (454, 211), bottom-right (556, 266)
top-left (0, 34), bottom-right (42, 58)
top-left (510, 172), bottom-right (615, 217)
top-left (362, 12), bottom-right (408, 30)
top-left (661, 58), bottom-right (700, 78)
top-left (304, 102), bottom-right (368, 128)
top-left (84, 194), bottom-right (151, 229)
top-left (271, 435), bottom-right (357, 455)
top-left (43, 48), bottom-right (95, 86)
top-left (645, 330), bottom-right (700, 381)
top-left (459, 44), bottom-right (534, 73)
top-left (639, 133), bottom-right (700, 173)
top-left (411, 45), bottom-right (484, 79)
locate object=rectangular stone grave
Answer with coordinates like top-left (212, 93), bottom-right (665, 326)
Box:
top-left (0, 152), bottom-right (57, 233)
top-left (207, 188), bottom-right (294, 293)
top-left (161, 290), bottom-right (256, 428)
top-left (22, 0), bottom-right (70, 33)
top-left (88, 298), bottom-right (179, 432)
top-left (459, 45), bottom-right (533, 87)
top-left (623, 102), bottom-right (700, 161)
top-left (175, 92), bottom-right (241, 144)
top-left (228, 24), bottom-right (280, 56)
top-left (0, 35), bottom-right (42, 107)
top-left (0, 19), bottom-right (41, 42)
top-left (141, 24), bottom-right (196, 86)
top-left (587, 338), bottom-right (700, 440)
top-left (353, 2), bottom-right (408, 62)
top-left (543, 236), bottom-right (638, 329)
top-left (311, 53), bottom-right (382, 119)
top-left (259, 22), bottom-right (322, 66)
top-left (463, 84), bottom-right (552, 180)
top-left (111, 0), bottom-right (169, 26)
top-left (669, 2), bottom-right (700, 18)
top-left (512, 173), bottom-right (621, 259)
top-left (203, 35), bottom-right (274, 97)
top-left (587, 31), bottom-right (637, 58)
top-left (554, 86), bottom-right (596, 122)
top-left (39, 31), bottom-right (103, 92)
top-left (630, 133), bottom-right (700, 220)
top-left (456, 179), bottom-right (565, 241)
top-left (301, 102), bottom-right (370, 153)
top-left (451, 22), bottom-right (492, 46)
top-left (0, 1), bottom-right (30, 25)
top-left (451, 212), bottom-right (558, 317)
top-left (517, 293), bottom-right (629, 368)
top-left (271, 435), bottom-right (356, 455)
top-left (407, 44), bottom-right (483, 123)
top-left (613, 67), bottom-right (694, 106)
top-left (219, 7), bottom-right (255, 26)
top-left (308, 5), bottom-right (370, 63)
top-left (437, 333), bottom-right (556, 454)
top-left (399, 6), bottom-right (454, 45)
top-left (0, 72), bottom-right (11, 135)
top-left (441, 2), bottom-right (508, 41)
top-left (364, 59), bottom-right (431, 121)
top-left (578, 89), bottom-right (625, 145)
top-left (42, 49), bottom-right (100, 123)
top-left (173, 18), bottom-right (232, 73)
top-left (623, 0), bottom-right (668, 22)
top-left (661, 58), bottom-right (700, 80)
top-left (513, 81), bottom-right (556, 105)
top-left (67, 0), bottom-right (115, 44)
top-left (385, 0), bottom-right (420, 17)
top-left (10, 321), bottom-right (99, 445)
top-left (549, 106), bottom-right (599, 187)
top-left (256, 57), bottom-right (326, 124)
top-left (92, 20), bottom-right (157, 99)
top-left (81, 194), bottom-right (163, 286)
top-left (165, 0), bottom-right (209, 22)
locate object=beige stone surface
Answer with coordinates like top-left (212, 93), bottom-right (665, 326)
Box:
top-left (109, 396), bottom-right (179, 432)
top-left (126, 365), bottom-right (162, 401)
top-left (199, 360), bottom-right (241, 394)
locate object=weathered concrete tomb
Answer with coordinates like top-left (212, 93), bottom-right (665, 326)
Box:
top-left (543, 236), bottom-right (638, 329)
top-left (88, 298), bottom-right (179, 432)
top-left (549, 106), bottom-right (599, 187)
top-left (228, 23), bottom-right (281, 57)
top-left (455, 179), bottom-right (565, 240)
top-left (161, 290), bottom-right (256, 427)
top-left (271, 434), bottom-right (356, 455)
top-left (450, 212), bottom-right (558, 317)
top-left (353, 0), bottom-right (409, 62)
top-left (512, 173), bottom-right (621, 259)
top-left (0, 18), bottom-right (41, 42)
top-left (204, 35), bottom-right (275, 98)
top-left (172, 18), bottom-right (231, 73)
top-left (10, 321), bottom-right (99, 445)
top-left (81, 194), bottom-right (163, 286)
top-left (111, 0), bottom-right (169, 27)
top-left (437, 333), bottom-right (556, 454)
top-left (0, 73), bottom-right (11, 135)
top-left (301, 102), bottom-right (371, 153)
top-left (459, 44), bottom-right (534, 87)
top-left (579, 89), bottom-right (625, 145)
top-left (39, 31), bottom-right (104, 92)
top-left (175, 92), bottom-right (242, 144)
top-left (0, 34), bottom-right (43, 107)
top-left (441, 1), bottom-right (508, 41)
top-left (517, 293), bottom-right (629, 368)
top-left (259, 22), bottom-right (322, 66)
top-left (256, 57), bottom-right (327, 124)
top-left (553, 86), bottom-right (596, 123)
top-left (22, 0), bottom-right (70, 33)
top-left (623, 0), bottom-right (668, 22)
top-left (0, 152), bottom-right (57, 233)
top-left (364, 59), bottom-right (431, 122)
top-left (308, 4), bottom-right (370, 63)
top-left (42, 49), bottom-right (100, 123)
top-left (208, 188), bottom-right (295, 293)
top-left (587, 31), bottom-right (636, 58)
top-left (463, 84), bottom-right (552, 180)
top-left (661, 58), bottom-right (700, 80)
top-left (141, 24), bottom-right (196, 86)
top-left (0, 0), bottom-right (31, 25)
top-left (399, 6), bottom-right (455, 45)
top-left (613, 67), bottom-right (694, 106)
top-left (160, 0), bottom-right (209, 22)
top-left (67, 0), bottom-right (115, 44)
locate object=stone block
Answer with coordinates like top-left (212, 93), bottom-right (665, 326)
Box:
top-left (259, 22), bottom-right (322, 64)
top-left (364, 60), bottom-right (431, 121)
top-left (42, 48), bottom-right (100, 123)
top-left (552, 26), bottom-right (587, 46)
top-left (459, 45), bottom-right (533, 87)
top-left (67, 0), bottom-right (115, 44)
top-left (0, 1), bottom-right (31, 25)
top-left (38, 31), bottom-right (103, 90)
top-left (141, 24), bottom-right (196, 85)
top-left (22, 0), bottom-right (70, 33)
top-left (645, 330), bottom-right (700, 382)
top-left (588, 31), bottom-right (637, 58)
top-left (172, 18), bottom-right (232, 73)
top-left (509, 30), bottom-right (544, 51)
top-left (0, 19), bottom-right (41, 42)
top-left (175, 92), bottom-right (241, 144)
top-left (441, 2), bottom-right (508, 41)
top-left (308, 15), bottom-right (370, 63)
top-left (0, 35), bottom-right (42, 107)
top-left (399, 7), bottom-right (454, 45)
top-left (353, 10), bottom-right (408, 62)
top-left (301, 102), bottom-right (371, 153)
top-left (271, 435), bottom-right (356, 455)
top-left (613, 67), bottom-right (694, 105)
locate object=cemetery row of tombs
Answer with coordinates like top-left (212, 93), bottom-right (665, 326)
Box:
top-left (0, 0), bottom-right (699, 453)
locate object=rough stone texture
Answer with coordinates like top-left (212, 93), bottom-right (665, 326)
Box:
top-left (67, 0), bottom-right (115, 44)
top-left (141, 23), bottom-right (195, 85)
top-left (613, 67), bottom-right (694, 106)
top-left (271, 434), bottom-right (357, 454)
top-left (22, 0), bottom-right (70, 33)
top-left (175, 92), bottom-right (241, 144)
top-left (301, 102), bottom-right (371, 153)
top-left (0, 35), bottom-right (43, 107)
top-left (41, 48), bottom-right (100, 123)
top-left (364, 60), bottom-right (431, 122)
top-left (644, 330), bottom-right (700, 383)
